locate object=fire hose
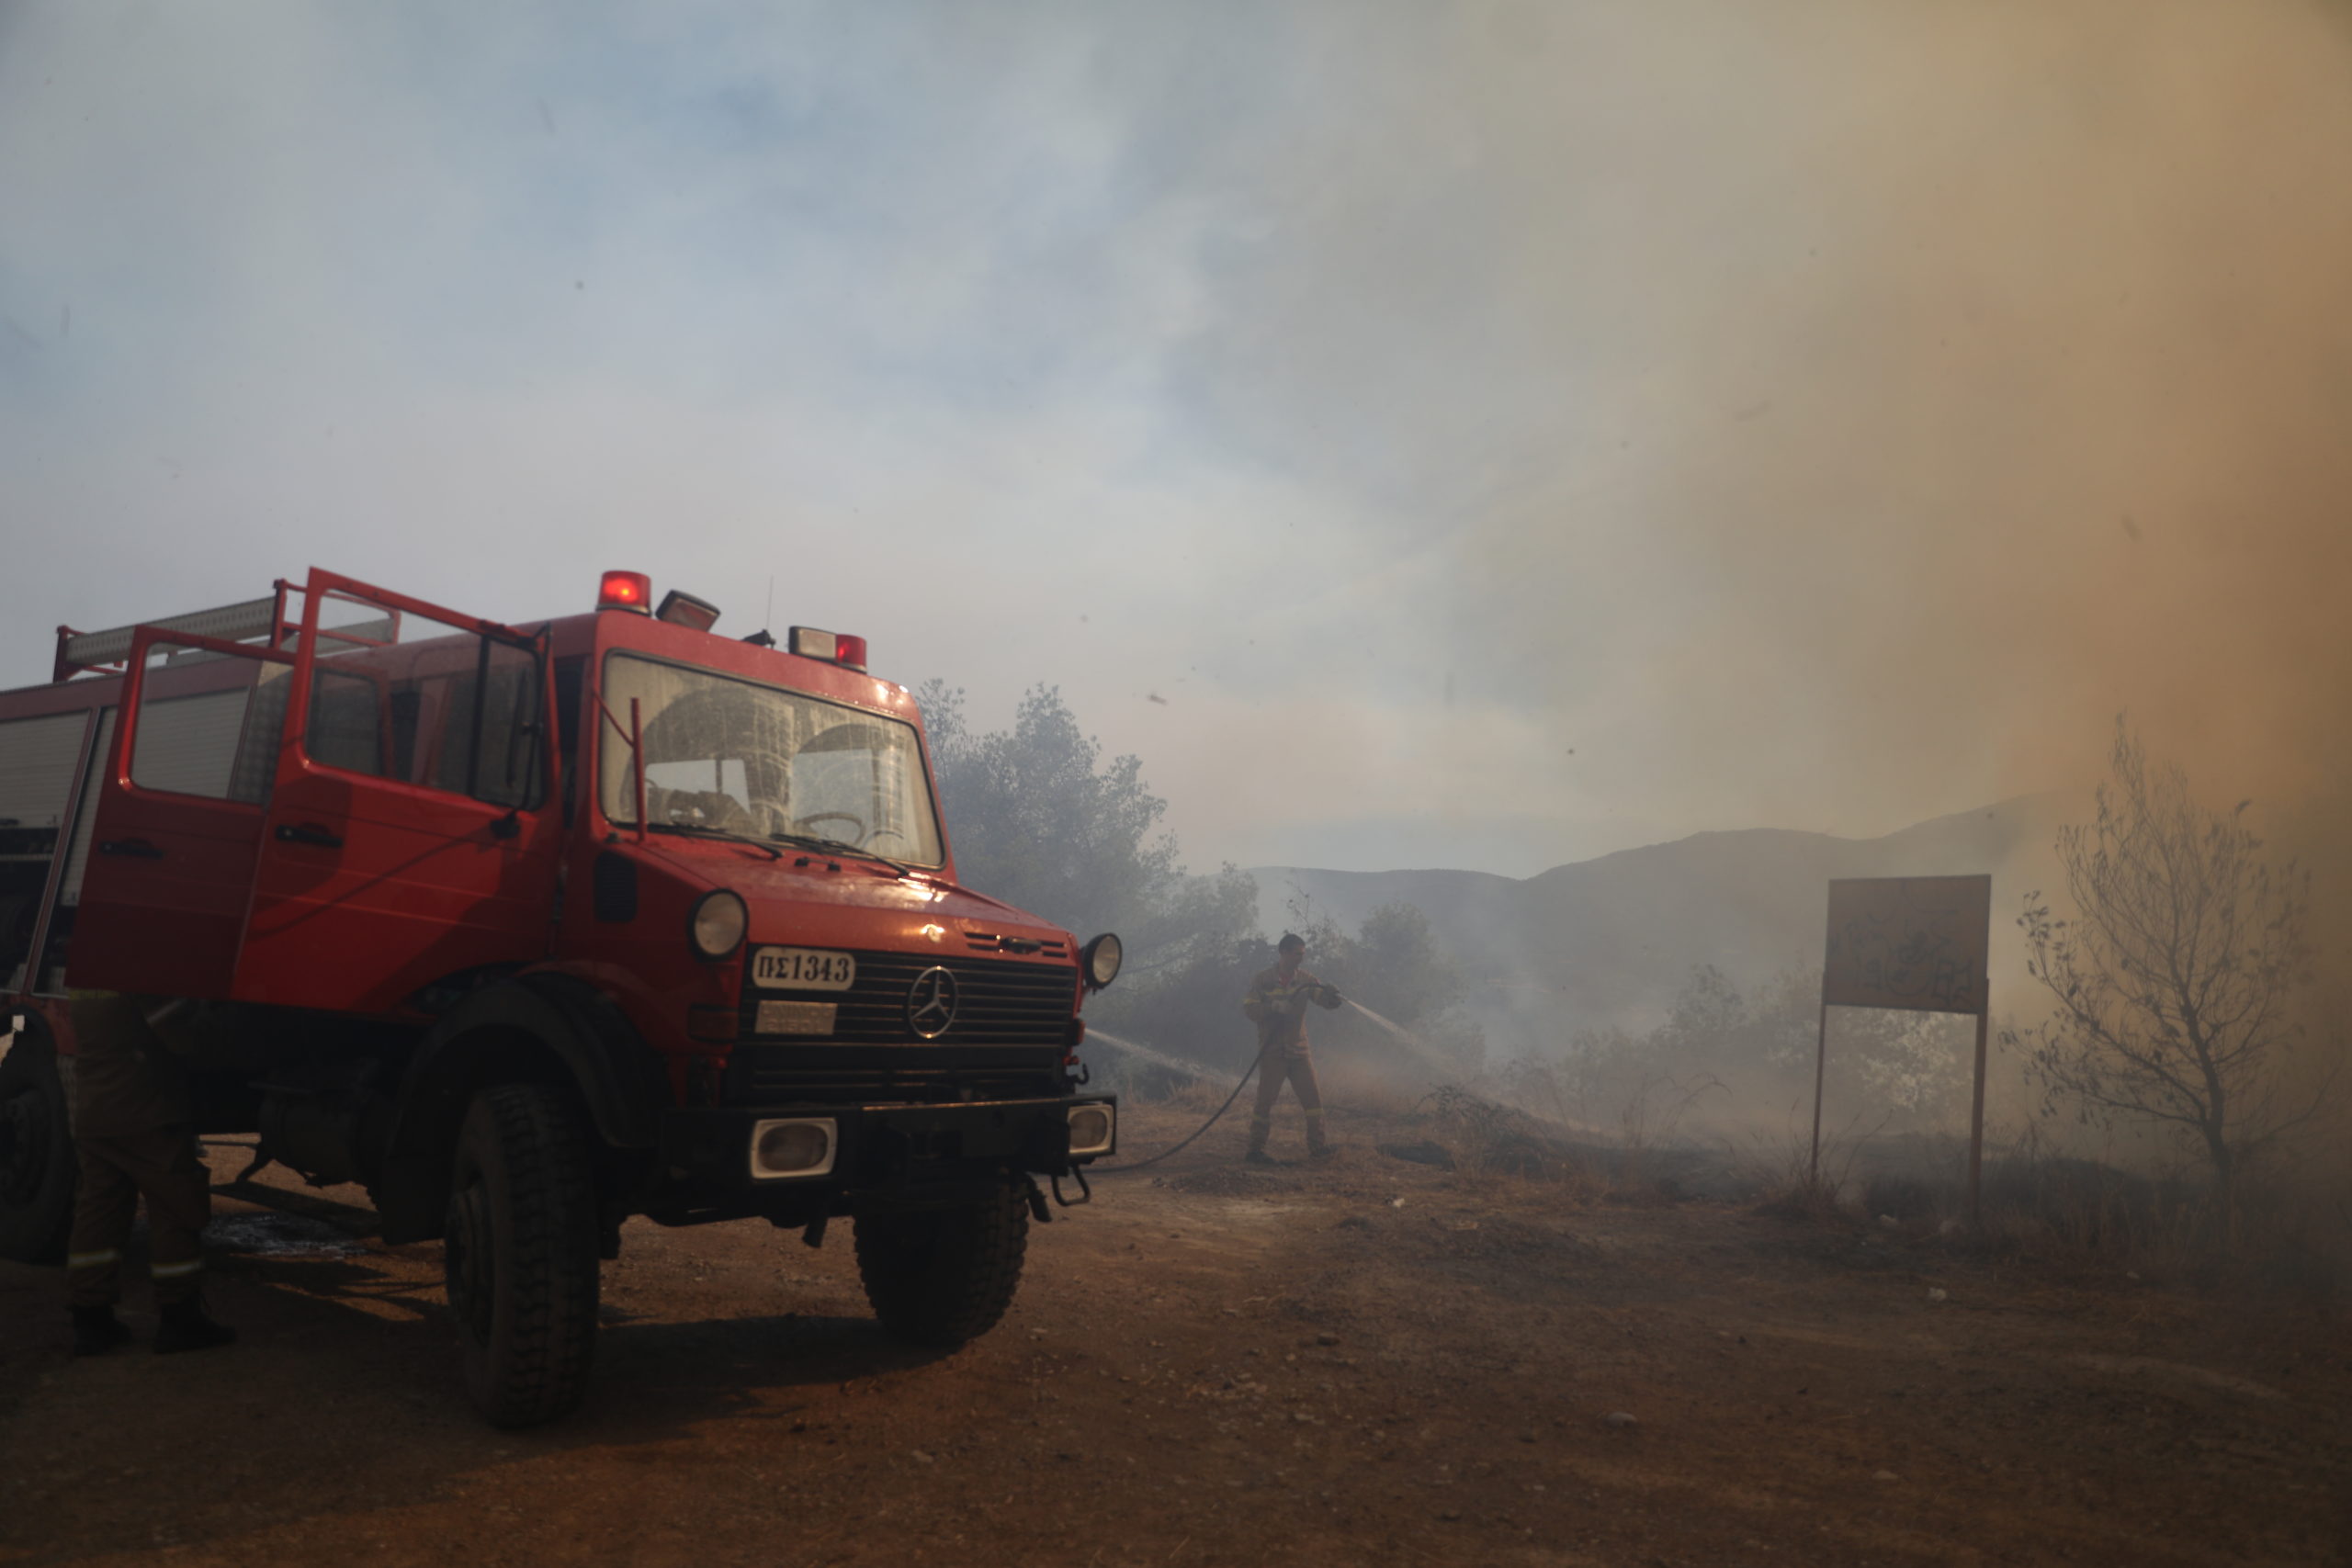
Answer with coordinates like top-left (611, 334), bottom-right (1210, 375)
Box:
top-left (1091, 984), bottom-right (1338, 1174)
top-left (1088, 1043), bottom-right (1268, 1175)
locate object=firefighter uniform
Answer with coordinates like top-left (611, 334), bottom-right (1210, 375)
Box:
top-left (63, 990), bottom-right (233, 1355)
top-left (1241, 953), bottom-right (1344, 1160)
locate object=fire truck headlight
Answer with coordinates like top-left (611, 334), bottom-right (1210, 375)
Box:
top-left (690, 890), bottom-right (748, 961)
top-left (1080, 932), bottom-right (1122, 990)
top-left (750, 1118), bottom-right (836, 1179)
top-left (1067, 1103), bottom-right (1114, 1157)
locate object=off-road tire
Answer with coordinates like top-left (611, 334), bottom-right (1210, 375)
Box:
top-left (0, 1023), bottom-right (77, 1265)
top-left (444, 1085), bottom-right (601, 1427)
top-left (853, 1181), bottom-right (1028, 1347)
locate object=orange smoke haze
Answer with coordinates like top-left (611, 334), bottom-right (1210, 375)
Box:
top-left (1453, 0), bottom-right (2352, 828)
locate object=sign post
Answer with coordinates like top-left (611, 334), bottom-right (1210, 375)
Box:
top-left (1814, 874), bottom-right (1993, 1222)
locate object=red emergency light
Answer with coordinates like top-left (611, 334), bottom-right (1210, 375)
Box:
top-left (598, 570), bottom-right (652, 614)
top-left (788, 626), bottom-right (868, 671)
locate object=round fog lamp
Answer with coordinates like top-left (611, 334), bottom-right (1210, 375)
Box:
top-left (1080, 931), bottom-right (1123, 989)
top-left (758, 1121), bottom-right (831, 1172)
top-left (690, 889), bottom-right (748, 960)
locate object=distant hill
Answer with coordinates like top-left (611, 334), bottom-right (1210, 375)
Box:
top-left (1252, 794), bottom-right (2076, 1059)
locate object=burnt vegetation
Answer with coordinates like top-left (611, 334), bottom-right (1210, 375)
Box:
top-left (921, 686), bottom-right (2348, 1310)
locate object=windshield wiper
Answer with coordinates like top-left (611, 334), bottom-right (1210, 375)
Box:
top-left (641, 820), bottom-right (916, 876)
top-left (643, 821), bottom-right (783, 860)
top-left (766, 832), bottom-right (915, 879)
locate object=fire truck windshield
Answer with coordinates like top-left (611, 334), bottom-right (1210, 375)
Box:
top-left (598, 654), bottom-right (944, 867)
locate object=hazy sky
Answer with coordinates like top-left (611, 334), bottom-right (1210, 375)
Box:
top-left (6, 1), bottom-right (2349, 877)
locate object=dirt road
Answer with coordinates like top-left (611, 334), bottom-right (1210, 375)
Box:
top-left (2, 1102), bottom-right (2345, 1567)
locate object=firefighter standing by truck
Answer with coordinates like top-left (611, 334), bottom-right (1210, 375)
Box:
top-left (1240, 932), bottom-right (1343, 1164)
top-left (62, 991), bottom-right (234, 1356)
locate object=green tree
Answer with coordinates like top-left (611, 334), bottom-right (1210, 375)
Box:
top-left (916, 680), bottom-right (1258, 975)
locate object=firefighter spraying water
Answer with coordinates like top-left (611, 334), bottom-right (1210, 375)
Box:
top-left (1085, 941), bottom-right (1473, 1173)
top-left (1239, 932), bottom-right (1344, 1163)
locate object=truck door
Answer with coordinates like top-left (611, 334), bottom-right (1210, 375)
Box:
top-left (231, 572), bottom-right (562, 1015)
top-left (70, 630), bottom-right (293, 998)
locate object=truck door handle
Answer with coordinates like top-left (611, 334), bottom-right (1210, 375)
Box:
top-left (274, 822), bottom-right (345, 849)
top-left (98, 838), bottom-right (164, 860)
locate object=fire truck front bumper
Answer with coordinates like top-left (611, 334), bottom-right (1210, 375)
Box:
top-left (654, 1095), bottom-right (1115, 1210)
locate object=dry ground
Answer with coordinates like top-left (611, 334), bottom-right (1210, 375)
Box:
top-left (2, 1100), bottom-right (2346, 1568)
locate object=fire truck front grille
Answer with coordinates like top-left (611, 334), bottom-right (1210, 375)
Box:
top-left (722, 1051), bottom-right (1066, 1107)
top-left (736, 951), bottom-right (1077, 1047)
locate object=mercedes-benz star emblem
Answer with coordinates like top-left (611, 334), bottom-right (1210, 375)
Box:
top-left (906, 966), bottom-right (959, 1039)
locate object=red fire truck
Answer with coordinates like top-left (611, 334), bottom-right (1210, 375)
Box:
top-left (0, 567), bottom-right (1118, 1424)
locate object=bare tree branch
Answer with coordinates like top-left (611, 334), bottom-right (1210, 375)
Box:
top-left (2016, 721), bottom-right (2327, 1201)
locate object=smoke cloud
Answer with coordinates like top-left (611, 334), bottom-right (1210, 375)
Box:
top-left (1151, 0), bottom-right (2352, 854)
top-left (3, 0), bottom-right (2347, 893)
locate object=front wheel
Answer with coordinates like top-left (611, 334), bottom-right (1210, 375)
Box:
top-left (853, 1182), bottom-right (1028, 1346)
top-left (444, 1085), bottom-right (602, 1427)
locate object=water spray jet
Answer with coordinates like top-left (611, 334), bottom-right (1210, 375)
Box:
top-left (1340, 998), bottom-right (1460, 1077)
top-left (1080, 1028), bottom-right (1218, 1080)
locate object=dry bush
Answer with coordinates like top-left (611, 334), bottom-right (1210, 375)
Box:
top-left (1614, 1070), bottom-right (1723, 1192)
top-left (1490, 1061), bottom-right (1609, 1195)
top-left (2231, 1171), bottom-right (2347, 1314)
top-left (1418, 1083), bottom-right (1525, 1179)
top-left (1414, 1081), bottom-right (1604, 1191)
top-left (1495, 1056), bottom-right (1587, 1134)
top-left (1982, 1129), bottom-right (2345, 1311)
top-left (1484, 1056), bottom-right (1734, 1198)
top-left (1730, 1103), bottom-right (1874, 1220)
top-left (1837, 1120), bottom-right (2347, 1314)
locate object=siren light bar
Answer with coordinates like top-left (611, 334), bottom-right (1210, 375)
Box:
top-left (788, 626), bottom-right (867, 671)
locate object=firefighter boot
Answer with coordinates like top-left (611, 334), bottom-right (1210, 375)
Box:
top-left (1243, 1111), bottom-right (1278, 1166)
top-left (71, 1305), bottom-right (131, 1358)
top-left (153, 1296), bottom-right (236, 1355)
top-left (1305, 1109), bottom-right (1335, 1160)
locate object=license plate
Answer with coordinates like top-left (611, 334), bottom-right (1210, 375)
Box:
top-left (751, 947), bottom-right (857, 991)
top-left (755, 1000), bottom-right (838, 1036)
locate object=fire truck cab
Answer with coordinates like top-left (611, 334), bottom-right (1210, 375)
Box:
top-left (0, 567), bottom-right (1118, 1425)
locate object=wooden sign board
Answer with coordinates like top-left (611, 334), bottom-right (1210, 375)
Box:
top-left (1822, 874), bottom-right (1990, 1015)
